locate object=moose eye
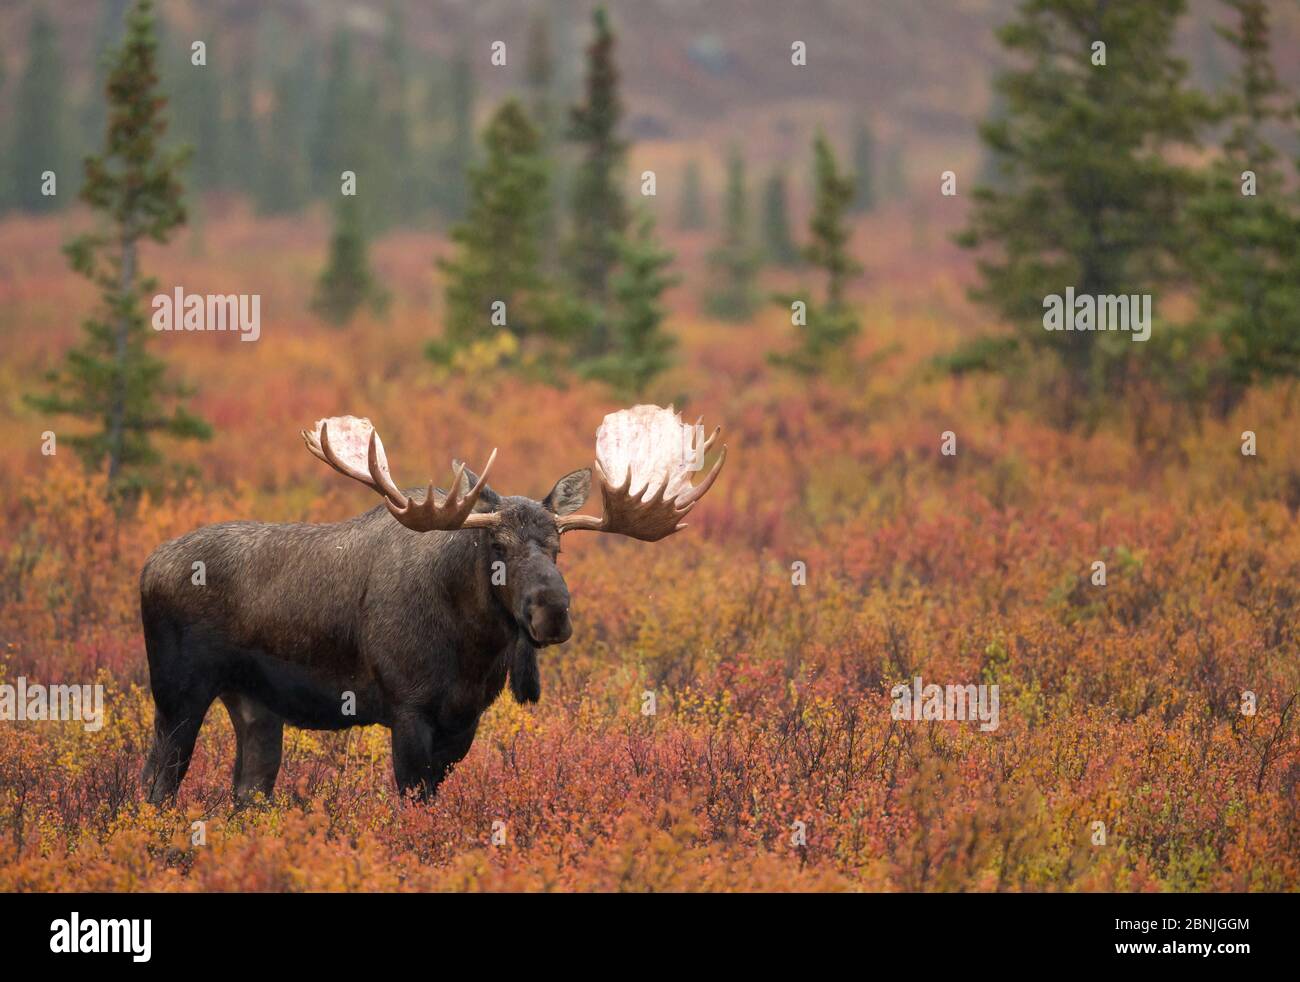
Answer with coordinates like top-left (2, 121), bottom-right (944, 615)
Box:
top-left (490, 542), bottom-right (507, 560)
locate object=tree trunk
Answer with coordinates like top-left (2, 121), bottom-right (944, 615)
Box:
top-left (106, 235), bottom-right (136, 485)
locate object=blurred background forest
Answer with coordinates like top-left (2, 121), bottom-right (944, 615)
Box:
top-left (0, 0), bottom-right (1299, 438)
top-left (2, 0), bottom-right (1297, 215)
top-left (1, 0), bottom-right (1299, 892)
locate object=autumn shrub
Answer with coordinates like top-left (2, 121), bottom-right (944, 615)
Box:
top-left (0, 212), bottom-right (1296, 891)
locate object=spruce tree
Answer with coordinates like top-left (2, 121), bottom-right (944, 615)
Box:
top-left (227, 66), bottom-right (261, 200)
top-left (312, 194), bottom-right (388, 326)
top-left (762, 169), bottom-right (800, 266)
top-left (957, 0), bottom-right (1210, 401)
top-left (525, 12), bottom-right (557, 145)
top-left (257, 64), bottom-right (311, 214)
top-left (1190, 0), bottom-right (1300, 414)
top-left (436, 51), bottom-right (475, 222)
top-left (165, 12), bottom-right (225, 194)
top-left (582, 211), bottom-right (678, 395)
top-left (26, 0), bottom-right (209, 495)
top-left (850, 118), bottom-right (876, 213)
top-left (771, 131), bottom-right (861, 372)
top-left (566, 5), bottom-right (629, 349)
top-left (372, 5), bottom-right (416, 230)
top-left (704, 148), bottom-right (760, 320)
top-left (79, 0), bottom-right (130, 170)
top-left (806, 133), bottom-right (860, 311)
top-left (526, 12), bottom-right (562, 263)
top-left (976, 87), bottom-right (1010, 192)
top-left (0, 48), bottom-right (9, 210)
top-left (678, 159), bottom-right (707, 231)
top-left (153, 14), bottom-right (205, 249)
top-left (12, 8), bottom-right (69, 213)
top-left (310, 29), bottom-right (361, 197)
top-left (436, 100), bottom-right (551, 352)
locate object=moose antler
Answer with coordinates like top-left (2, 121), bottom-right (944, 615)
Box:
top-left (556, 405), bottom-right (727, 541)
top-left (302, 415), bottom-right (500, 531)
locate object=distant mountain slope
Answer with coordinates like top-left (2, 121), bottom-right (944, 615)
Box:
top-left (1, 0), bottom-right (1296, 176)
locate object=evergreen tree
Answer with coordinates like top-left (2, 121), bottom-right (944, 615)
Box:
top-left (526, 12), bottom-right (562, 263)
top-left (26, 0), bottom-right (209, 495)
top-left (850, 118), bottom-right (876, 212)
top-left (0, 48), bottom-right (9, 210)
top-left (678, 159), bottom-right (707, 231)
top-left (762, 169), bottom-right (800, 266)
top-left (806, 133), bottom-right (860, 312)
top-left (1190, 0), bottom-right (1300, 414)
top-left (1196, 17), bottom-right (1231, 90)
top-left (79, 0), bottom-right (131, 169)
top-left (957, 0), bottom-right (1210, 401)
top-left (227, 65), bottom-right (261, 200)
top-left (165, 12), bottom-right (225, 194)
top-left (975, 85), bottom-right (1011, 192)
top-left (551, 0), bottom-right (585, 103)
top-left (416, 61), bottom-right (444, 222)
top-left (436, 50), bottom-right (475, 222)
top-left (372, 4), bottom-right (416, 229)
top-left (153, 14), bottom-right (205, 248)
top-left (436, 100), bottom-right (552, 352)
top-left (526, 12), bottom-right (557, 145)
top-left (12, 8), bottom-right (70, 213)
top-left (257, 61), bottom-right (311, 214)
top-left (704, 148), bottom-right (760, 320)
top-left (582, 211), bottom-right (678, 395)
top-left (771, 131), bottom-right (862, 372)
top-left (312, 194), bottom-right (388, 326)
top-left (310, 29), bottom-right (361, 196)
top-left (566, 6), bottom-right (629, 351)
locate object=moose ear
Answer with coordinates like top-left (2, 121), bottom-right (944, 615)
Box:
top-left (452, 459), bottom-right (502, 509)
top-left (542, 468), bottom-right (592, 516)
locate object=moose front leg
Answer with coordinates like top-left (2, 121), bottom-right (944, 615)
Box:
top-left (390, 712), bottom-right (478, 801)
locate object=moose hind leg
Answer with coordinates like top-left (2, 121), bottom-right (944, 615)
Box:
top-left (221, 692), bottom-right (284, 805)
top-left (143, 703), bottom-right (207, 805)
top-left (141, 611), bottom-right (219, 804)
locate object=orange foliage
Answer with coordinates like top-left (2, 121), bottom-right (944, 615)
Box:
top-left (0, 208), bottom-right (1297, 891)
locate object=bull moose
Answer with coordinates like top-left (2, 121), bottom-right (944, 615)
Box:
top-left (140, 405), bottom-right (725, 804)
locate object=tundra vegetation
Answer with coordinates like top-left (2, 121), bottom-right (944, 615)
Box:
top-left (2, 199), bottom-right (1299, 887)
top-left (0, 0), bottom-right (1298, 892)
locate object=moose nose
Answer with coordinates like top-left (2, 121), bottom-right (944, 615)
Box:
top-left (527, 599), bottom-right (571, 646)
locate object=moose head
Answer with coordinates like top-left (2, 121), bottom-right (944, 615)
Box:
top-left (302, 405), bottom-right (727, 650)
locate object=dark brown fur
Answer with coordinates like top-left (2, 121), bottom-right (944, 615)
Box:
top-left (140, 471), bottom-right (589, 804)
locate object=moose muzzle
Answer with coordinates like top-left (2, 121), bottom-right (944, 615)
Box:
top-left (524, 589), bottom-right (572, 646)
